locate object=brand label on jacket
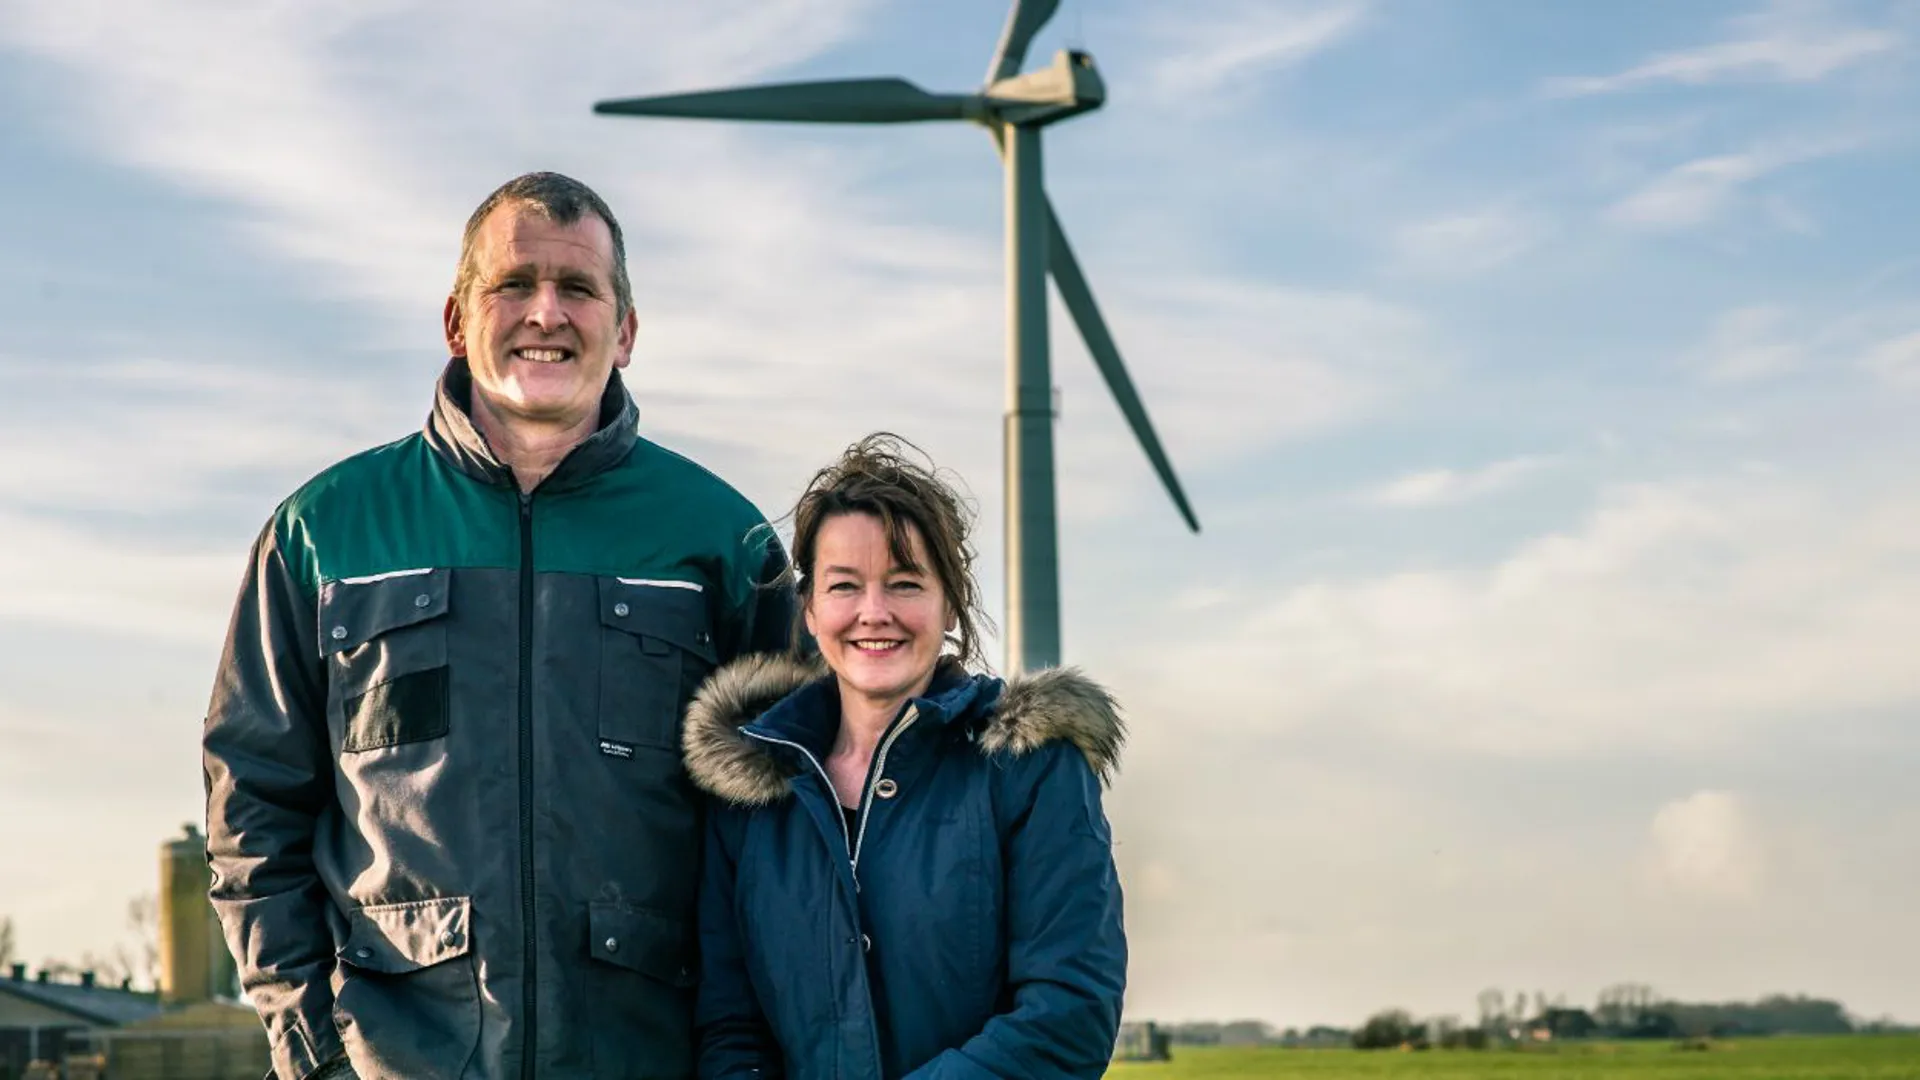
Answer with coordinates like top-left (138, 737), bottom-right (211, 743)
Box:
top-left (599, 739), bottom-right (636, 760)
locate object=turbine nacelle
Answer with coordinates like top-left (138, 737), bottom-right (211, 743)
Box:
top-left (983, 50), bottom-right (1105, 127)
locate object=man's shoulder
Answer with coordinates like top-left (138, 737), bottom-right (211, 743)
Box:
top-left (622, 435), bottom-right (768, 528)
top-left (269, 433), bottom-right (429, 528)
top-left (259, 433), bottom-right (446, 597)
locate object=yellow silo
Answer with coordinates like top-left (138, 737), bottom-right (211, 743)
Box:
top-left (158, 824), bottom-right (236, 1004)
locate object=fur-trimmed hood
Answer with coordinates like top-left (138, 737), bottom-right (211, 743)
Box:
top-left (683, 653), bottom-right (1125, 807)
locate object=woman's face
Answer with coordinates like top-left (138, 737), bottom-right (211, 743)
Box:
top-left (804, 512), bottom-right (955, 715)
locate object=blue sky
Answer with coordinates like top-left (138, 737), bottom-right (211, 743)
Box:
top-left (2, 0), bottom-right (1917, 1028)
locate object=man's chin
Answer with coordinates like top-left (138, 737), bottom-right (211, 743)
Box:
top-left (473, 385), bottom-right (604, 431)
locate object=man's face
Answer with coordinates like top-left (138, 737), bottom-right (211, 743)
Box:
top-left (444, 203), bottom-right (637, 435)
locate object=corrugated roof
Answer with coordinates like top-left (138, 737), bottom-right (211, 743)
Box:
top-left (0, 978), bottom-right (164, 1027)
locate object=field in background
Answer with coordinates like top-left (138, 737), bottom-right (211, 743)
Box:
top-left (1107, 1035), bottom-right (1920, 1079)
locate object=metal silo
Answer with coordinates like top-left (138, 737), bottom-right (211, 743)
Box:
top-left (158, 824), bottom-right (235, 1004)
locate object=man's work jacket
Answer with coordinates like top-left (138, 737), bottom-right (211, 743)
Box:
top-left (203, 360), bottom-right (792, 1080)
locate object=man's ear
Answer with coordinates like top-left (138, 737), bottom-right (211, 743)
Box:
top-left (613, 306), bottom-right (638, 370)
top-left (443, 294), bottom-right (467, 357)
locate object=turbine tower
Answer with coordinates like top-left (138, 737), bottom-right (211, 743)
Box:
top-left (595, 0), bottom-right (1199, 674)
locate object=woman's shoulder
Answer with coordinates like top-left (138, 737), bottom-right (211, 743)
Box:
top-left (683, 652), bottom-right (828, 807)
top-left (971, 666), bottom-right (1125, 787)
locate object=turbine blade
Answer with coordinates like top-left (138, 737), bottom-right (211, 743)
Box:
top-left (987, 0), bottom-right (1062, 83)
top-left (595, 78), bottom-right (971, 124)
top-left (1047, 206), bottom-right (1202, 533)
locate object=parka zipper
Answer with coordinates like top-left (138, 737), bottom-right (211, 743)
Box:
top-left (517, 490), bottom-right (538, 1080)
top-left (740, 731), bottom-right (854, 878)
top-left (741, 703), bottom-right (920, 888)
top-left (849, 705), bottom-right (918, 876)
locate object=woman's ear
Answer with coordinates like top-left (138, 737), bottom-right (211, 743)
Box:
top-left (945, 603), bottom-right (958, 634)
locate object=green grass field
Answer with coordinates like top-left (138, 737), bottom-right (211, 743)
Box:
top-left (1107, 1035), bottom-right (1920, 1079)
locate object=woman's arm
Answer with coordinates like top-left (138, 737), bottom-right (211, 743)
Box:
top-left (906, 743), bottom-right (1127, 1079)
top-left (696, 806), bottom-right (786, 1079)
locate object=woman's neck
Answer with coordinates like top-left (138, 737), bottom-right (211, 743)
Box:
top-left (831, 691), bottom-right (906, 764)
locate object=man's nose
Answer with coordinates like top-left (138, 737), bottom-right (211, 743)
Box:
top-left (523, 282), bottom-right (569, 330)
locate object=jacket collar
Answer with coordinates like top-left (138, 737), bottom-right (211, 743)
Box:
top-left (423, 357), bottom-right (640, 492)
top-left (683, 654), bottom-right (1126, 807)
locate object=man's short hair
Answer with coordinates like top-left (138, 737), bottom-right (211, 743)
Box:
top-left (453, 172), bottom-right (634, 319)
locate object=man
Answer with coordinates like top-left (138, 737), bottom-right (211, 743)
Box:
top-left (204, 172), bottom-right (792, 1080)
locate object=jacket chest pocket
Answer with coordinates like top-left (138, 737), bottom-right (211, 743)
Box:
top-left (320, 569), bottom-right (452, 753)
top-left (597, 578), bottom-right (718, 753)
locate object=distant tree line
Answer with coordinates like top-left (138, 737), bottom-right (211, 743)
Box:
top-left (1350, 985), bottom-right (1871, 1051)
top-left (1156, 984), bottom-right (1907, 1053)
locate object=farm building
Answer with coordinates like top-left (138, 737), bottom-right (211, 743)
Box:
top-left (1, 826), bottom-right (267, 1080)
top-left (1113, 1020), bottom-right (1172, 1061)
top-left (0, 966), bottom-right (162, 1078)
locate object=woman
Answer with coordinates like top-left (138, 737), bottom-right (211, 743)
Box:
top-left (683, 434), bottom-right (1127, 1078)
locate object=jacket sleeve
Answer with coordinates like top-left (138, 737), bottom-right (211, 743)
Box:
top-left (202, 521), bottom-right (344, 1080)
top-left (905, 743), bottom-right (1127, 1079)
top-left (695, 806), bottom-right (785, 1079)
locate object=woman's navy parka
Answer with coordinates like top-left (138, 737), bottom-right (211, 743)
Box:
top-left (682, 654), bottom-right (1127, 1079)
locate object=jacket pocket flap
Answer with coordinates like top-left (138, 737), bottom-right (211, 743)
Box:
top-left (588, 902), bottom-right (695, 986)
top-left (597, 578), bottom-right (717, 664)
top-left (319, 569), bottom-right (451, 656)
top-left (338, 896), bottom-right (472, 974)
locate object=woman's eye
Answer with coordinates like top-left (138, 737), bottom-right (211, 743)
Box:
top-left (890, 580), bottom-right (923, 593)
top-left (826, 582), bottom-right (857, 594)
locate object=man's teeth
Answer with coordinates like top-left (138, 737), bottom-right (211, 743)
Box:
top-left (516, 348), bottom-right (568, 363)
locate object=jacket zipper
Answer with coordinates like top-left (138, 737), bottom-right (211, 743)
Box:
top-left (741, 702), bottom-right (920, 889)
top-left (849, 705), bottom-right (918, 876)
top-left (517, 490), bottom-right (538, 1080)
top-left (740, 731), bottom-right (854, 882)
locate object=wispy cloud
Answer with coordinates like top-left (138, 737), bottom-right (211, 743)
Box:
top-left (1389, 208), bottom-right (1549, 277)
top-left (1365, 455), bottom-right (1557, 508)
top-left (1545, 0), bottom-right (1901, 97)
top-left (1860, 330), bottom-right (1920, 387)
top-left (1605, 139), bottom-right (1859, 231)
top-left (1686, 305), bottom-right (1809, 382)
top-left (1143, 0), bottom-right (1371, 98)
top-left (0, 0), bottom-right (884, 318)
top-left (1127, 474), bottom-right (1920, 756)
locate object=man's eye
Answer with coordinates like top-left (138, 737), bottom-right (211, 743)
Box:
top-left (564, 282), bottom-right (596, 297)
top-left (497, 279), bottom-right (532, 293)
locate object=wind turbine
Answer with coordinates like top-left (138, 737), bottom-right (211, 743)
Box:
top-left (595, 0), bottom-right (1199, 674)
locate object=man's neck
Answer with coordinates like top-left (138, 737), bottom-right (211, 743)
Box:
top-left (470, 400), bottom-right (599, 493)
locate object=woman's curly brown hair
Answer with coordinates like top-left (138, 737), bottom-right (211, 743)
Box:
top-left (787, 433), bottom-right (992, 670)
